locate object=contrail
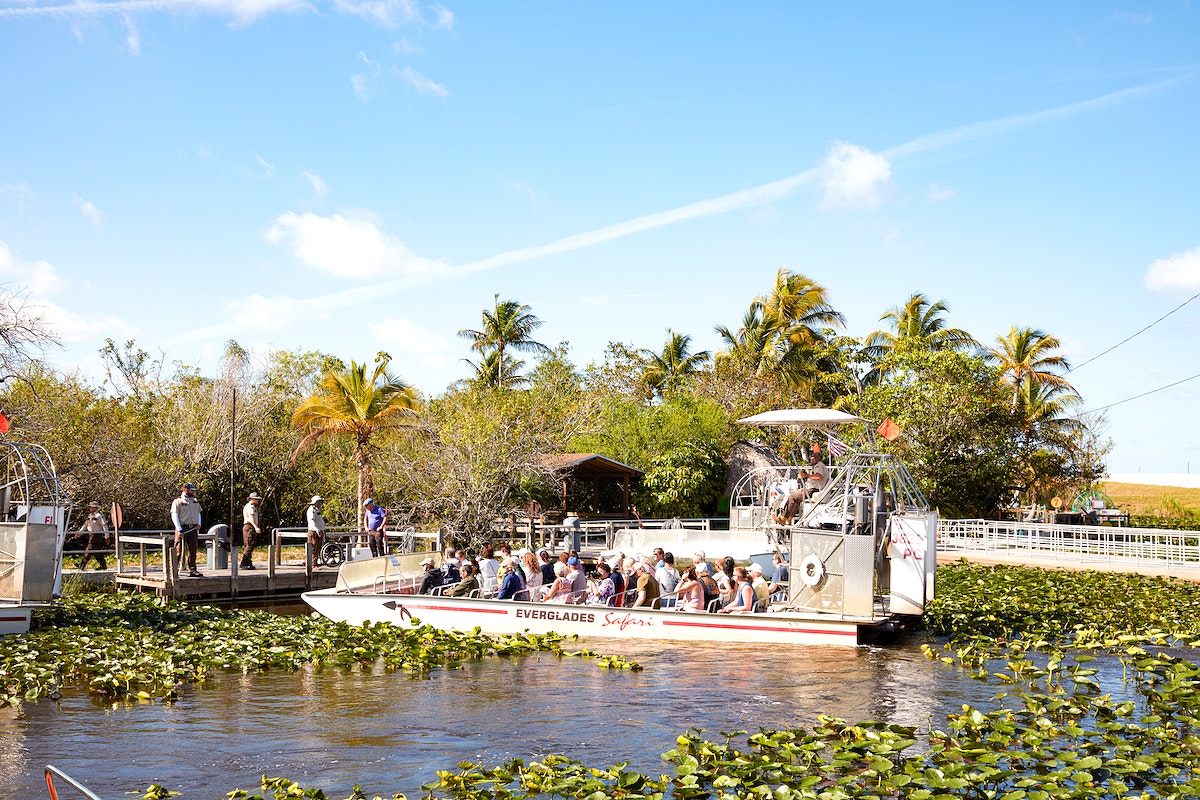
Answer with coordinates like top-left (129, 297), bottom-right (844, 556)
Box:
top-left (168, 72), bottom-right (1194, 346)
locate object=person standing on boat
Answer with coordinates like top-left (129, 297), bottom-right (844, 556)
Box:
top-left (78, 501), bottom-right (110, 571)
top-left (363, 498), bottom-right (387, 557)
top-left (240, 492), bottom-right (263, 570)
top-left (306, 496), bottom-right (326, 569)
top-left (170, 482), bottom-right (202, 578)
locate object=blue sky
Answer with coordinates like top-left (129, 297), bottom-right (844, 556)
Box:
top-left (1, 1), bottom-right (1198, 475)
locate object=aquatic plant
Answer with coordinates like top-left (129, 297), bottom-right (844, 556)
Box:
top-left (0, 593), bottom-right (638, 705)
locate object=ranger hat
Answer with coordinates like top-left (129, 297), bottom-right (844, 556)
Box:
top-left (248, 492), bottom-right (261, 500)
top-left (310, 495), bottom-right (324, 504)
top-left (87, 501), bottom-right (100, 508)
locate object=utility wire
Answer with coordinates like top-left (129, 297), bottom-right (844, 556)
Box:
top-left (1080, 370), bottom-right (1200, 416)
top-left (1067, 289), bottom-right (1200, 374)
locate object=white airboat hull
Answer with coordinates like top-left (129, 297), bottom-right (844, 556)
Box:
top-left (302, 582), bottom-right (877, 647)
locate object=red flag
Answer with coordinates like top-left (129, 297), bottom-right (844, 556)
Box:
top-left (0, 413), bottom-right (9, 434)
top-left (877, 417), bottom-right (901, 441)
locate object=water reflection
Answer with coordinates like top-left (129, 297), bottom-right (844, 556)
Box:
top-left (0, 636), bottom-right (1055, 798)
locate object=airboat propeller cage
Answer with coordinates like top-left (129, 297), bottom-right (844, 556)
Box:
top-left (730, 408), bottom-right (937, 618)
top-left (0, 440), bottom-right (70, 605)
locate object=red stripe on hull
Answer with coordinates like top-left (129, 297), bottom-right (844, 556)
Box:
top-left (661, 618), bottom-right (857, 637)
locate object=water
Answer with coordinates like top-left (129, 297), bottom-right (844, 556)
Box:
top-left (0, 636), bottom-right (1108, 799)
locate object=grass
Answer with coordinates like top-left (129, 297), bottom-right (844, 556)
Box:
top-left (1100, 480), bottom-right (1200, 518)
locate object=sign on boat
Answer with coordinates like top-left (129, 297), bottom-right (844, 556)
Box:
top-left (303, 409), bottom-right (937, 646)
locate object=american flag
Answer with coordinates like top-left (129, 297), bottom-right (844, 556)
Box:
top-left (826, 435), bottom-right (851, 458)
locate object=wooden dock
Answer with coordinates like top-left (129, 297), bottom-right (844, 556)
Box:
top-left (111, 561), bottom-right (340, 600)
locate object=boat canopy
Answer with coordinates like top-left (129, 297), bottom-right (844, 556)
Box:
top-left (737, 409), bottom-right (867, 428)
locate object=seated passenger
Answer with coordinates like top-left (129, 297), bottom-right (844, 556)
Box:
top-left (718, 567), bottom-right (756, 614)
top-left (696, 562), bottom-right (721, 609)
top-left (655, 552), bottom-right (680, 596)
top-left (587, 561), bottom-right (617, 605)
top-left (675, 566), bottom-right (705, 612)
top-left (449, 561), bottom-right (481, 597)
top-left (521, 550), bottom-right (544, 598)
top-left (712, 557), bottom-right (735, 594)
top-left (566, 556), bottom-right (588, 598)
top-left (629, 561), bottom-right (660, 608)
top-left (541, 561), bottom-right (572, 603)
top-left (417, 557), bottom-right (442, 594)
top-left (749, 563), bottom-right (771, 609)
top-left (608, 558), bottom-right (626, 607)
top-left (496, 557), bottom-right (526, 600)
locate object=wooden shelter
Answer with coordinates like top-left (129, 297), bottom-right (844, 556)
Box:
top-left (541, 454), bottom-right (642, 520)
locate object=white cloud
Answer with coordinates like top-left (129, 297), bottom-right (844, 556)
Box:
top-left (229, 293), bottom-right (316, 331)
top-left (302, 170), bottom-right (328, 199)
top-left (0, 240), bottom-right (69, 295)
top-left (122, 13), bottom-right (141, 53)
top-left (351, 73), bottom-right (369, 100)
top-left (256, 154), bottom-right (275, 178)
top-left (73, 193), bottom-right (104, 227)
top-left (819, 141), bottom-right (892, 210)
top-left (398, 65), bottom-right (448, 97)
top-left (370, 317), bottom-right (449, 356)
top-left (38, 299), bottom-right (136, 343)
top-left (1145, 247), bottom-right (1200, 291)
top-left (926, 183), bottom-right (956, 202)
top-left (264, 211), bottom-right (449, 280)
top-left (0, 0), bottom-right (313, 26)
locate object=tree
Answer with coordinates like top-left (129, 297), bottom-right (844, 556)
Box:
top-left (988, 326), bottom-right (1074, 405)
top-left (861, 293), bottom-right (977, 384)
top-left (0, 287), bottom-right (60, 385)
top-left (640, 329), bottom-right (710, 399)
top-left (458, 295), bottom-right (550, 389)
top-left (291, 354), bottom-right (421, 528)
top-left (459, 348), bottom-right (528, 390)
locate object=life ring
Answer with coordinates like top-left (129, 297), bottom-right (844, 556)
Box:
top-left (799, 554), bottom-right (825, 587)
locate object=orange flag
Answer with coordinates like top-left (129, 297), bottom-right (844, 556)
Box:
top-left (0, 413), bottom-right (9, 434)
top-left (877, 417), bottom-right (901, 441)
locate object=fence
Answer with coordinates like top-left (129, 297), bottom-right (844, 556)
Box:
top-left (938, 518), bottom-right (1200, 573)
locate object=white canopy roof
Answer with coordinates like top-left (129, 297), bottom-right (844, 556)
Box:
top-left (736, 409), bottom-right (868, 428)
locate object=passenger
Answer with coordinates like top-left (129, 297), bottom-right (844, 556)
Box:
top-left (567, 556), bottom-right (587, 597)
top-left (655, 552), bottom-right (680, 596)
top-left (696, 562), bottom-right (721, 610)
top-left (496, 557), bottom-right (526, 600)
top-left (499, 543), bottom-right (513, 562)
top-left (749, 563), bottom-right (771, 609)
top-left (608, 558), bottom-right (626, 607)
top-left (521, 550), bottom-right (543, 597)
top-left (652, 547), bottom-right (666, 569)
top-left (442, 547), bottom-right (461, 583)
top-left (629, 561), bottom-right (660, 608)
top-left (449, 561), bottom-right (481, 597)
top-left (538, 549), bottom-right (555, 584)
top-left (692, 550), bottom-right (713, 577)
top-left (772, 552), bottom-right (789, 586)
top-left (712, 557), bottom-right (735, 594)
top-left (478, 544), bottom-right (500, 592)
top-left (587, 561), bottom-right (617, 605)
top-left (541, 561), bottom-right (572, 603)
top-left (675, 566), bottom-right (706, 612)
top-left (417, 557), bottom-right (442, 594)
top-left (719, 567), bottom-right (756, 614)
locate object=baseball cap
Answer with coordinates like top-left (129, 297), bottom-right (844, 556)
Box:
top-left (363, 498), bottom-right (374, 506)
top-left (182, 482), bottom-right (196, 490)
top-left (567, 556), bottom-right (580, 566)
top-left (420, 557), bottom-right (434, 567)
top-left (749, 563), bottom-right (764, 574)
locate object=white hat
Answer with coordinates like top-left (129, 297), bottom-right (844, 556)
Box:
top-left (696, 562), bottom-right (710, 574)
top-left (420, 557), bottom-right (435, 567)
top-left (311, 495), bottom-right (323, 503)
top-left (749, 563), bottom-right (764, 574)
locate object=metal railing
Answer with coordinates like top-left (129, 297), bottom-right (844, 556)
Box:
top-left (939, 519), bottom-right (1200, 570)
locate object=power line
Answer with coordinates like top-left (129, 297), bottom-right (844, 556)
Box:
top-left (1081, 370), bottom-right (1200, 416)
top-left (1068, 289), bottom-right (1200, 374)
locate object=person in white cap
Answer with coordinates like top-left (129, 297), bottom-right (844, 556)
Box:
top-left (78, 501), bottom-right (110, 571)
top-left (170, 482), bottom-right (202, 577)
top-left (749, 563), bottom-right (770, 609)
top-left (418, 557), bottom-right (442, 594)
top-left (241, 492), bottom-right (263, 570)
top-left (306, 496), bottom-right (326, 569)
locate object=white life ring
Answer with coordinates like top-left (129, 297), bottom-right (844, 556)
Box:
top-left (799, 554), bottom-right (825, 587)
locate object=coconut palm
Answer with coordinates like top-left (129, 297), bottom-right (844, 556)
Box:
top-left (460, 348), bottom-right (528, 390)
top-left (458, 294), bottom-right (550, 389)
top-left (988, 326), bottom-right (1075, 405)
top-left (1015, 378), bottom-right (1084, 437)
top-left (754, 268), bottom-right (845, 349)
top-left (862, 293), bottom-right (978, 384)
top-left (291, 354), bottom-right (421, 527)
top-left (715, 307), bottom-right (777, 373)
top-left (640, 329), bottom-right (710, 398)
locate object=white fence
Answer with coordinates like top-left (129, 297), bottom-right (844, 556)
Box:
top-left (939, 519), bottom-right (1200, 572)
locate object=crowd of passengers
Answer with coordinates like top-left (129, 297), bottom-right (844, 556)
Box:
top-left (414, 544), bottom-right (790, 613)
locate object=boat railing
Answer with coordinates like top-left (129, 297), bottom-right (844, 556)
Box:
top-left (45, 765), bottom-right (103, 800)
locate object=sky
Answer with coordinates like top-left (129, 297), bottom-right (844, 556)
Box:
top-left (1, 1), bottom-right (1198, 475)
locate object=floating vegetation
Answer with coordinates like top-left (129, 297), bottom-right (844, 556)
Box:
top-left (0, 593), bottom-right (640, 705)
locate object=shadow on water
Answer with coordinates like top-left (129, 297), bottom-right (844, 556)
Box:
top-left (0, 635), bottom-right (1068, 799)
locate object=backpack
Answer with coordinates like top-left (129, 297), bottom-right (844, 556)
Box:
top-left (699, 575), bottom-right (720, 606)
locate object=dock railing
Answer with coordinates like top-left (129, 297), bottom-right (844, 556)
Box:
top-left (272, 525), bottom-right (439, 572)
top-left (939, 518), bottom-right (1200, 573)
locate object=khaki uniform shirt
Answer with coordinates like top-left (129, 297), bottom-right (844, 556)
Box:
top-left (243, 501), bottom-right (261, 531)
top-left (82, 511), bottom-right (108, 533)
top-left (171, 495), bottom-right (202, 529)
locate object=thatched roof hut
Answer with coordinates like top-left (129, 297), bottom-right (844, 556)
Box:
top-left (724, 439), bottom-right (791, 496)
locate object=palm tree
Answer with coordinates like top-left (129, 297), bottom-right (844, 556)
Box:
top-left (754, 268), bottom-right (845, 350)
top-left (715, 307), bottom-right (777, 374)
top-left (291, 354), bottom-right (421, 527)
top-left (640, 329), bottom-right (710, 398)
top-left (862, 293), bottom-right (978, 383)
top-left (460, 348), bottom-right (528, 390)
top-left (1015, 379), bottom-right (1084, 436)
top-left (458, 294), bottom-right (550, 388)
top-left (988, 326), bottom-right (1075, 405)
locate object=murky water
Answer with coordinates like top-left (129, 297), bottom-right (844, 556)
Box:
top-left (0, 635), bottom-right (1125, 799)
